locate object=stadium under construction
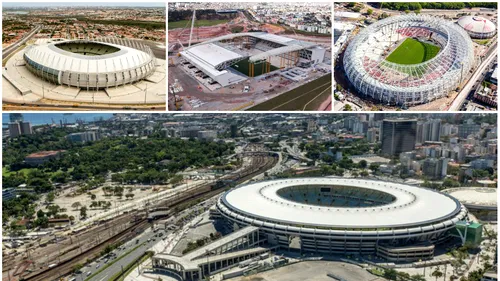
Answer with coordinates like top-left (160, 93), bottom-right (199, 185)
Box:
top-left (179, 32), bottom-right (326, 87)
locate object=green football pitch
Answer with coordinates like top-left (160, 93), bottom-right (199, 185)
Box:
top-left (231, 58), bottom-right (279, 77)
top-left (385, 38), bottom-right (440, 65)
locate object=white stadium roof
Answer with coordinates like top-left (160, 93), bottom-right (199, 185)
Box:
top-left (457, 16), bottom-right (496, 34)
top-left (184, 32), bottom-right (318, 64)
top-left (185, 43), bottom-right (244, 69)
top-left (222, 177), bottom-right (462, 228)
top-left (444, 187), bottom-right (497, 209)
top-left (24, 40), bottom-right (153, 73)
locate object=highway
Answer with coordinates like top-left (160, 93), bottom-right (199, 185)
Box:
top-left (279, 140), bottom-right (312, 162)
top-left (70, 230), bottom-right (158, 281)
top-left (3, 25), bottom-right (41, 58)
top-left (448, 41), bottom-right (497, 111)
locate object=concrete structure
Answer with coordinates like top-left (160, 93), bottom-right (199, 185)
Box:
top-left (381, 119), bottom-right (417, 156)
top-left (457, 16), bottom-right (496, 39)
top-left (25, 150), bottom-right (64, 166)
top-left (422, 157), bottom-right (448, 179)
top-left (67, 131), bottom-right (99, 142)
top-left (216, 177), bottom-right (468, 262)
top-left (3, 37), bottom-right (166, 106)
top-left (8, 122), bottom-right (21, 138)
top-left (458, 123), bottom-right (481, 138)
top-left (8, 121), bottom-right (32, 138)
top-left (23, 39), bottom-right (155, 89)
top-left (482, 271), bottom-right (498, 281)
top-left (180, 32), bottom-right (326, 87)
top-left (152, 226), bottom-right (269, 281)
top-left (444, 187), bottom-right (497, 221)
top-left (19, 121), bottom-right (32, 135)
top-left (343, 14), bottom-right (474, 106)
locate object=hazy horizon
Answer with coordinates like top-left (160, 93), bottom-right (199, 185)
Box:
top-left (3, 2), bottom-right (165, 8)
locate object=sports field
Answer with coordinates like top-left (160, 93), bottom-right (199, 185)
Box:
top-left (232, 59), bottom-right (279, 77)
top-left (386, 38), bottom-right (440, 65)
top-left (247, 74), bottom-right (332, 111)
top-left (168, 19), bottom-right (229, 30)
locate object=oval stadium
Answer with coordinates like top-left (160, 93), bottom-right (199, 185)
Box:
top-left (343, 14), bottom-right (474, 106)
top-left (3, 37), bottom-right (166, 107)
top-left (216, 177), bottom-right (468, 261)
top-left (23, 39), bottom-right (156, 89)
top-left (457, 16), bottom-right (496, 39)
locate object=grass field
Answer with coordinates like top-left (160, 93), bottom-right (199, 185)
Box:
top-left (231, 58), bottom-right (279, 77)
top-left (247, 74), bottom-right (332, 111)
top-left (168, 19), bottom-right (229, 30)
top-left (386, 38), bottom-right (440, 65)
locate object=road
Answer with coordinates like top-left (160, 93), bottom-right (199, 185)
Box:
top-left (3, 25), bottom-right (41, 58)
top-left (279, 140), bottom-right (312, 162)
top-left (448, 41), bottom-right (497, 111)
top-left (72, 229), bottom-right (159, 281)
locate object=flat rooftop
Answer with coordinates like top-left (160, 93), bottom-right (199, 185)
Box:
top-left (184, 43), bottom-right (244, 68)
top-left (25, 150), bottom-right (64, 158)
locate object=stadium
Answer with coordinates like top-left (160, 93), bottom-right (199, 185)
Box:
top-left (23, 39), bottom-right (156, 89)
top-left (457, 16), bottom-right (496, 39)
top-left (179, 32), bottom-right (326, 87)
top-left (3, 38), bottom-right (166, 106)
top-left (216, 177), bottom-right (469, 262)
top-left (444, 187), bottom-right (497, 221)
top-left (343, 14), bottom-right (475, 106)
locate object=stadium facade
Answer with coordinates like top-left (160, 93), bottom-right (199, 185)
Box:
top-left (457, 16), bottom-right (496, 39)
top-left (23, 39), bottom-right (156, 89)
top-left (216, 177), bottom-right (469, 262)
top-left (343, 14), bottom-right (475, 106)
top-left (180, 32), bottom-right (326, 87)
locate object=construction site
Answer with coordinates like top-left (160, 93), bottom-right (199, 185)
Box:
top-left (168, 8), bottom-right (332, 111)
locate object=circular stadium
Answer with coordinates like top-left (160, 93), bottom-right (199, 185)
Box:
top-left (343, 14), bottom-right (475, 106)
top-left (457, 16), bottom-right (496, 39)
top-left (216, 178), bottom-right (468, 261)
top-left (23, 39), bottom-right (156, 89)
top-left (444, 187), bottom-right (497, 221)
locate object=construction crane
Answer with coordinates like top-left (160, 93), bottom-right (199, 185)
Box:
top-left (188, 9), bottom-right (196, 47)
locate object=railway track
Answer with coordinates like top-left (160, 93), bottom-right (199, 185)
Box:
top-left (21, 153), bottom-right (277, 281)
top-left (23, 220), bottom-right (149, 281)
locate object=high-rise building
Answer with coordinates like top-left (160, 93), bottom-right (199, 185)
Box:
top-left (458, 124), bottom-right (481, 138)
top-left (230, 124), bottom-right (238, 138)
top-left (416, 119), bottom-right (441, 144)
top-left (67, 131), bottom-right (99, 142)
top-left (366, 128), bottom-right (377, 143)
top-left (422, 157), bottom-right (448, 179)
top-left (8, 122), bottom-right (21, 138)
top-left (20, 121), bottom-right (32, 135)
top-left (381, 119), bottom-right (417, 156)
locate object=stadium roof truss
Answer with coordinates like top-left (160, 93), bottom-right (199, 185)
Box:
top-left (185, 32), bottom-right (318, 67)
top-left (343, 14), bottom-right (475, 106)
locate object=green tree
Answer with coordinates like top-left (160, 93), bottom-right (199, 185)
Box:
top-left (431, 267), bottom-right (443, 281)
top-left (46, 192), bottom-right (55, 203)
top-left (80, 206), bottom-right (87, 219)
top-left (71, 202), bottom-right (81, 210)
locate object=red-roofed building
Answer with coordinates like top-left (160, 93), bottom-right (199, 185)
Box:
top-left (25, 150), bottom-right (65, 166)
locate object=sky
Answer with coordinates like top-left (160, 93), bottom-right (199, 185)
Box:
top-left (3, 2), bottom-right (165, 8)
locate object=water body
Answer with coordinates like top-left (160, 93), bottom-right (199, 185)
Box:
top-left (2, 113), bottom-right (113, 126)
